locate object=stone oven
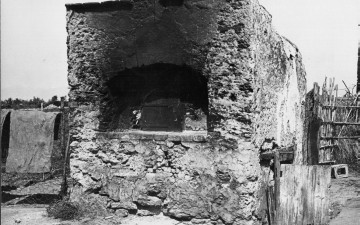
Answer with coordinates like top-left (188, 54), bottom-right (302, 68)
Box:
top-left (66, 0), bottom-right (306, 224)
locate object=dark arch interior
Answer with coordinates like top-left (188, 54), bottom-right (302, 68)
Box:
top-left (1, 112), bottom-right (11, 163)
top-left (102, 63), bottom-right (208, 131)
top-left (54, 114), bottom-right (62, 140)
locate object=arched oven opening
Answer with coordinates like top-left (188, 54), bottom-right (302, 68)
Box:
top-left (102, 63), bottom-right (208, 132)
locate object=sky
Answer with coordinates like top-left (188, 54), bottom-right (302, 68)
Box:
top-left (1, 0), bottom-right (360, 100)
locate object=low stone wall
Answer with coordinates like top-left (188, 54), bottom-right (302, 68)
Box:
top-left (66, 0), bottom-right (307, 224)
top-left (70, 128), bottom-right (259, 222)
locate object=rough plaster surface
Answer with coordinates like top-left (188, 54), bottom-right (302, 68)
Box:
top-left (66, 0), bottom-right (307, 224)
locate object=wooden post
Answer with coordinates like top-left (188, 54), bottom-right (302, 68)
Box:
top-left (60, 135), bottom-right (70, 198)
top-left (60, 97), bottom-right (66, 157)
top-left (59, 97), bottom-right (68, 198)
top-left (277, 165), bottom-right (331, 224)
top-left (334, 85), bottom-right (338, 149)
top-left (274, 151), bottom-right (281, 224)
top-left (304, 83), bottom-right (321, 165)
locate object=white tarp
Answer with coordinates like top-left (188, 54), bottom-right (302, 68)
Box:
top-left (6, 110), bottom-right (60, 173)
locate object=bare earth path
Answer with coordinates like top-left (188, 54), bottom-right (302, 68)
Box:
top-left (330, 198), bottom-right (360, 225)
top-left (1, 205), bottom-right (182, 225)
top-left (1, 205), bottom-right (179, 225)
top-left (329, 169), bottom-right (360, 225)
top-left (1, 205), bottom-right (117, 225)
top-left (1, 205), bottom-right (62, 225)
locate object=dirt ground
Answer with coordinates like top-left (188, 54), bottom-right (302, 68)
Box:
top-left (329, 198), bottom-right (360, 225)
top-left (1, 205), bottom-right (63, 225)
top-left (1, 205), bottom-right (181, 225)
top-left (2, 168), bottom-right (360, 225)
top-left (329, 167), bottom-right (360, 225)
top-left (1, 205), bottom-right (118, 225)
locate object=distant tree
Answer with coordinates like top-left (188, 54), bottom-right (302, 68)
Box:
top-left (51, 95), bottom-right (58, 102)
top-left (1, 97), bottom-right (45, 109)
top-left (29, 96), bottom-right (45, 108)
top-left (11, 98), bottom-right (23, 109)
top-left (45, 95), bottom-right (61, 107)
top-left (1, 98), bottom-right (13, 109)
top-left (7, 98), bottom-right (13, 106)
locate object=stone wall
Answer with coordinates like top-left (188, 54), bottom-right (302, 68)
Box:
top-left (66, 0), bottom-right (307, 224)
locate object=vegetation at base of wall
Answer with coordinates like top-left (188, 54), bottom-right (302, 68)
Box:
top-left (46, 199), bottom-right (81, 220)
top-left (46, 197), bottom-right (102, 221)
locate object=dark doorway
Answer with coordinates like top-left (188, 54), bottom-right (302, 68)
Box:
top-left (1, 112), bottom-right (11, 163)
top-left (54, 114), bottom-right (62, 140)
